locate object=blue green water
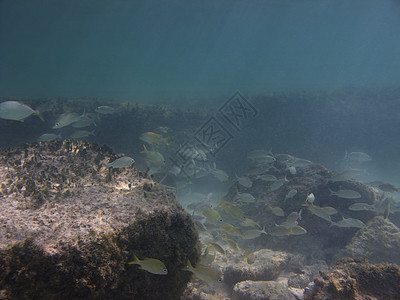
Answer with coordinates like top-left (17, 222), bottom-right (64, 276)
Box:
top-left (1, 0), bottom-right (400, 103)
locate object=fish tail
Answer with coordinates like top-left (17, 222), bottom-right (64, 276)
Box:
top-left (35, 110), bottom-right (45, 122)
top-left (140, 145), bottom-right (147, 154)
top-left (127, 254), bottom-right (139, 265)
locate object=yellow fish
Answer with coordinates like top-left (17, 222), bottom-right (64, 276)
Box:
top-left (182, 260), bottom-right (222, 284)
top-left (140, 132), bottom-right (169, 146)
top-left (128, 255), bottom-right (168, 275)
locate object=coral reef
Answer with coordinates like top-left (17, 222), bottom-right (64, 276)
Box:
top-left (0, 140), bottom-right (200, 299)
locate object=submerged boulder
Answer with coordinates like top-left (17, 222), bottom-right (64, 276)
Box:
top-left (223, 249), bottom-right (291, 286)
top-left (335, 216), bottom-right (400, 265)
top-left (304, 258), bottom-right (400, 300)
top-left (0, 140), bottom-right (200, 299)
top-left (232, 280), bottom-right (296, 300)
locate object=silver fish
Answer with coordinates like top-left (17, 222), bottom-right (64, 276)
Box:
top-left (37, 133), bottom-right (62, 142)
top-left (237, 176), bottom-right (252, 188)
top-left (105, 156), bottom-right (135, 168)
top-left (0, 101), bottom-right (44, 121)
top-left (269, 177), bottom-right (287, 191)
top-left (95, 105), bottom-right (116, 114)
top-left (53, 112), bottom-right (81, 129)
top-left (284, 189), bottom-right (298, 201)
top-left (331, 217), bottom-right (366, 229)
top-left (241, 227), bottom-right (267, 239)
top-left (348, 202), bottom-right (375, 211)
top-left (70, 130), bottom-right (95, 139)
top-left (330, 189), bottom-right (361, 199)
top-left (345, 151), bottom-right (372, 163)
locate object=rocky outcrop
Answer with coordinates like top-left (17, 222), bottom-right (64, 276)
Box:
top-left (304, 258), bottom-right (400, 300)
top-left (335, 216), bottom-right (400, 265)
top-left (0, 141), bottom-right (200, 299)
top-left (223, 249), bottom-right (291, 286)
top-left (232, 280), bottom-right (296, 300)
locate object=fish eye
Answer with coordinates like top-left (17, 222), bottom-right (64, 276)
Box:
top-left (163, 269), bottom-right (167, 272)
top-left (219, 219), bottom-right (223, 222)
top-left (218, 278), bottom-right (223, 282)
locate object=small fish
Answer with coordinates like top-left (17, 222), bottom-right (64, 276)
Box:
top-left (237, 176), bottom-right (252, 188)
top-left (306, 204), bottom-right (331, 222)
top-left (345, 151), bottom-right (372, 163)
top-left (182, 260), bottom-right (222, 284)
top-left (331, 217), bottom-right (366, 229)
top-left (241, 226), bottom-right (267, 239)
top-left (270, 225), bottom-right (292, 237)
top-left (290, 225), bottom-right (307, 235)
top-left (267, 205), bottom-right (285, 217)
top-left (218, 200), bottom-right (244, 219)
top-left (290, 158), bottom-right (312, 167)
top-left (280, 210), bottom-right (302, 228)
top-left (220, 224), bottom-right (242, 237)
top-left (256, 174), bottom-right (277, 182)
top-left (284, 189), bottom-right (298, 202)
top-left (210, 169), bottom-right (229, 182)
top-left (157, 126), bottom-right (170, 134)
top-left (234, 192), bottom-right (256, 203)
top-left (270, 224), bottom-right (307, 236)
top-left (128, 255), bottom-right (168, 275)
top-left (269, 177), bottom-right (287, 191)
top-left (240, 217), bottom-right (260, 228)
top-left (37, 133), bottom-right (61, 142)
top-left (0, 101), bottom-right (44, 122)
top-left (95, 105), bottom-right (116, 114)
top-left (140, 132), bottom-right (170, 146)
top-left (105, 156), bottom-right (135, 168)
top-left (329, 189), bottom-right (361, 199)
top-left (207, 241), bottom-right (225, 255)
top-left (243, 249), bottom-right (256, 264)
top-left (70, 129), bottom-right (95, 139)
top-left (223, 236), bottom-right (239, 251)
top-left (140, 145), bottom-right (165, 165)
top-left (348, 203), bottom-right (375, 211)
top-left (53, 112), bottom-right (81, 129)
top-left (322, 206), bottom-right (338, 216)
top-left (305, 193), bottom-right (315, 204)
top-left (71, 113), bottom-right (95, 128)
top-left (331, 169), bottom-right (364, 182)
top-left (253, 155), bottom-right (276, 164)
top-left (200, 246), bottom-right (216, 266)
top-left (378, 184), bottom-right (399, 193)
top-left (202, 208), bottom-right (223, 223)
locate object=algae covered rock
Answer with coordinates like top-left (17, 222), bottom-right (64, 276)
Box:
top-left (232, 280), bottom-right (296, 300)
top-left (223, 249), bottom-right (291, 286)
top-left (0, 140), bottom-right (200, 299)
top-left (304, 258), bottom-right (400, 300)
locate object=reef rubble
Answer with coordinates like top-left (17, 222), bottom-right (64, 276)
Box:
top-left (0, 140), bottom-right (200, 299)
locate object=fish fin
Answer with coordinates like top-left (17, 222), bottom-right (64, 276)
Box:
top-left (35, 110), bottom-right (45, 122)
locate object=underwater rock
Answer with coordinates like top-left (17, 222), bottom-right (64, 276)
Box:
top-left (223, 249), bottom-right (291, 286)
top-left (287, 260), bottom-right (329, 289)
top-left (335, 216), bottom-right (400, 265)
top-left (303, 258), bottom-right (400, 300)
top-left (0, 140), bottom-right (200, 299)
top-left (232, 280), bottom-right (296, 300)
